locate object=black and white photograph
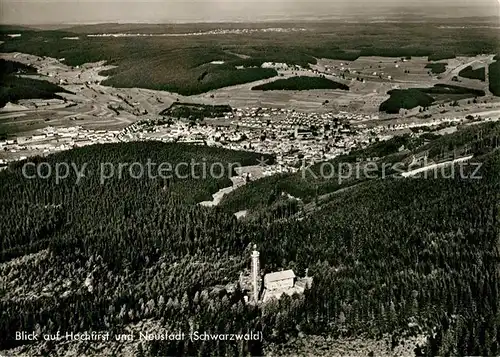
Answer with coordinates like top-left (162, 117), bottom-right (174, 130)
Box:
top-left (0, 0), bottom-right (500, 356)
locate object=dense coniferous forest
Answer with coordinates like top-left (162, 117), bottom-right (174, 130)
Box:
top-left (425, 63), bottom-right (447, 75)
top-left (0, 123), bottom-right (499, 356)
top-left (489, 57), bottom-right (500, 97)
top-left (380, 89), bottom-right (435, 114)
top-left (0, 59), bottom-right (37, 76)
top-left (0, 59), bottom-right (70, 108)
top-left (427, 53), bottom-right (457, 62)
top-left (159, 103), bottom-right (233, 120)
top-left (458, 65), bottom-right (486, 81)
top-left (379, 85), bottom-right (486, 114)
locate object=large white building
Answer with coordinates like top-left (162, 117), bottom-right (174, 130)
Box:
top-left (264, 270), bottom-right (296, 291)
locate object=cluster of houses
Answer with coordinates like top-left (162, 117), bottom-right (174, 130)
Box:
top-left (3, 107), bottom-right (494, 169)
top-left (381, 116), bottom-right (495, 133)
top-left (0, 99), bottom-right (392, 171)
top-left (0, 126), bottom-right (120, 162)
top-left (86, 27), bottom-right (308, 38)
top-left (120, 107), bottom-right (382, 166)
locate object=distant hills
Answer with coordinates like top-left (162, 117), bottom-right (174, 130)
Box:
top-left (0, 0), bottom-right (498, 24)
top-left (1, 121), bottom-right (499, 356)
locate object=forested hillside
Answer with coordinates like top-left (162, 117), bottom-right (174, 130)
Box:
top-left (0, 59), bottom-right (70, 108)
top-left (221, 122), bottom-right (500, 213)
top-left (0, 125), bottom-right (499, 356)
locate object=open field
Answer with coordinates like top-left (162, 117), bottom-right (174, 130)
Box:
top-left (252, 76), bottom-right (349, 91)
top-left (189, 76), bottom-right (380, 114)
top-left (195, 54), bottom-right (497, 114)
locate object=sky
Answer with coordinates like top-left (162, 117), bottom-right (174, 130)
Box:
top-left (0, 0), bottom-right (498, 24)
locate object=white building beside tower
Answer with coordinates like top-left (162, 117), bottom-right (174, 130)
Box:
top-left (264, 270), bottom-right (296, 291)
top-left (241, 244), bottom-right (312, 304)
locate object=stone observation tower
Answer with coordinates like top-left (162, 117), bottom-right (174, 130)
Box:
top-left (240, 244), bottom-right (311, 304)
top-left (251, 245), bottom-right (260, 302)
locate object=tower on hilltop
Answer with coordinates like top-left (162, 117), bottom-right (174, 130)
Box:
top-left (251, 245), bottom-right (260, 302)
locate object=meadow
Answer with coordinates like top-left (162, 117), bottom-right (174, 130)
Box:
top-left (252, 76), bottom-right (349, 91)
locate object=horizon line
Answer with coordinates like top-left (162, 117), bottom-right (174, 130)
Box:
top-left (1, 14), bottom-right (499, 27)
